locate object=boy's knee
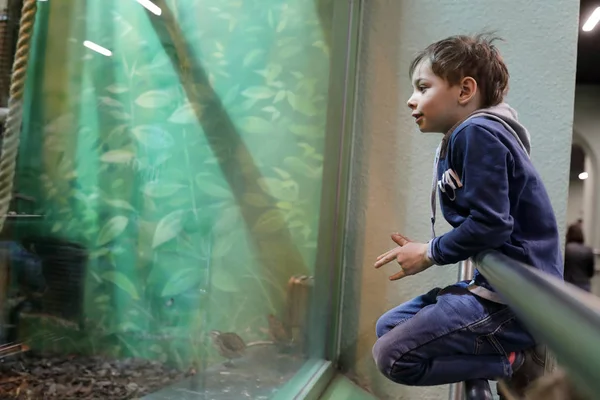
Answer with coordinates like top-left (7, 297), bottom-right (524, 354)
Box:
top-left (372, 335), bottom-right (426, 386)
top-left (375, 316), bottom-right (389, 338)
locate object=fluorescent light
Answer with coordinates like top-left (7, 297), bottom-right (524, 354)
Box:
top-left (582, 7), bottom-right (600, 31)
top-left (579, 172), bottom-right (589, 180)
top-left (83, 41), bottom-right (112, 57)
top-left (136, 0), bottom-right (162, 16)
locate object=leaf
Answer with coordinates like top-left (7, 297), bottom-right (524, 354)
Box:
top-left (212, 238), bottom-right (233, 258)
top-left (152, 210), bottom-right (186, 248)
top-left (223, 84), bottom-right (240, 105)
top-left (106, 84), bottom-right (129, 94)
top-left (135, 90), bottom-right (174, 108)
top-left (289, 124), bottom-right (320, 138)
top-left (293, 97), bottom-right (319, 116)
top-left (119, 321), bottom-right (142, 332)
top-left (272, 167), bottom-right (291, 179)
top-left (241, 86), bottom-right (275, 100)
top-left (97, 216), bottom-right (129, 246)
top-left (102, 271), bottom-right (139, 300)
top-left (257, 177), bottom-right (299, 201)
top-left (143, 182), bottom-right (186, 198)
top-left (161, 268), bottom-right (203, 297)
top-left (276, 202), bottom-right (293, 210)
top-left (265, 64), bottom-right (283, 82)
top-left (243, 193), bottom-right (270, 207)
top-left (51, 222), bottom-right (62, 233)
top-left (240, 116), bottom-right (272, 134)
top-left (276, 18), bottom-right (287, 33)
top-left (243, 49), bottom-right (264, 67)
top-left (131, 125), bottom-right (175, 148)
top-left (195, 175), bottom-right (231, 198)
top-left (104, 198), bottom-right (135, 211)
top-left (211, 268), bottom-right (238, 292)
top-left (274, 90), bottom-right (286, 103)
top-left (287, 91), bottom-right (297, 108)
top-left (214, 206), bottom-right (239, 232)
top-left (168, 102), bottom-right (201, 124)
top-left (150, 344), bottom-right (163, 353)
top-left (99, 97), bottom-right (123, 108)
top-left (253, 209), bottom-right (285, 233)
top-left (109, 110), bottom-right (131, 120)
top-left (280, 45), bottom-right (302, 59)
top-left (284, 157), bottom-right (319, 178)
top-left (101, 149), bottom-right (135, 163)
top-left (94, 295), bottom-right (111, 303)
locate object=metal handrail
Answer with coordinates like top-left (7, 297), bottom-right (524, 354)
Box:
top-left (471, 250), bottom-right (600, 399)
top-left (448, 260), bottom-right (475, 400)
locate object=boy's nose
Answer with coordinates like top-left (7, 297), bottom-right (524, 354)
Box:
top-left (407, 95), bottom-right (417, 109)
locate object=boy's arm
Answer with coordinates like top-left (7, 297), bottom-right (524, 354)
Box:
top-left (428, 124), bottom-right (513, 265)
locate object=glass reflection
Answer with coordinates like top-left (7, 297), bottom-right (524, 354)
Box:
top-left (0, 0), bottom-right (336, 398)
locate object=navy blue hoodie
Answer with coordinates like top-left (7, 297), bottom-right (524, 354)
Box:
top-left (427, 103), bottom-right (563, 303)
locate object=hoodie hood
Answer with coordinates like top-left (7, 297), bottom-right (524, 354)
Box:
top-left (467, 103), bottom-right (531, 156)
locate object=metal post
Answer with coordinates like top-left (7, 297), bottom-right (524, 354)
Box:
top-left (448, 259), bottom-right (475, 400)
top-left (458, 259), bottom-right (475, 281)
top-left (449, 381), bottom-right (465, 400)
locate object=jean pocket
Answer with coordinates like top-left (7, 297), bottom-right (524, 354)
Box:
top-left (467, 306), bottom-right (515, 355)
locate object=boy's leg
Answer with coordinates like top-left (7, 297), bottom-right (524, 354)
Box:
top-left (373, 283), bottom-right (536, 386)
top-left (375, 286), bottom-right (442, 338)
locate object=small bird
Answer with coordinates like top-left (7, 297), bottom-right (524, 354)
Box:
top-left (209, 330), bottom-right (246, 366)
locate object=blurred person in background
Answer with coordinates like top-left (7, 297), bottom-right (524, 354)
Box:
top-left (564, 222), bottom-right (595, 292)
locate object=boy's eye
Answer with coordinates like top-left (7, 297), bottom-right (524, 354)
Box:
top-left (419, 85), bottom-right (428, 92)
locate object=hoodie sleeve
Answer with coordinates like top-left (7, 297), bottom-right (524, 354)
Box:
top-left (429, 124), bottom-right (514, 265)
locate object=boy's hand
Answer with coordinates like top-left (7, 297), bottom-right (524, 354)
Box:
top-left (374, 233), bottom-right (433, 280)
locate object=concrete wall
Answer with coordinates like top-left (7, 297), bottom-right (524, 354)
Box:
top-left (339, 1), bottom-right (579, 399)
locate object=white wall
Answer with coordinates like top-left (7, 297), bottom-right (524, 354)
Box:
top-left (339, 1), bottom-right (579, 399)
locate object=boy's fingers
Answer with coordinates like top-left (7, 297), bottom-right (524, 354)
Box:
top-left (376, 247), bottom-right (397, 261)
top-left (391, 233), bottom-right (411, 247)
top-left (389, 268), bottom-right (407, 281)
top-left (374, 255), bottom-right (393, 268)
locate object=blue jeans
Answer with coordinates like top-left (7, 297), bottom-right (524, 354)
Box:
top-left (372, 281), bottom-right (536, 386)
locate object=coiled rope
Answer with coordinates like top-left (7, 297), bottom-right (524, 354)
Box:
top-left (0, 0), bottom-right (37, 232)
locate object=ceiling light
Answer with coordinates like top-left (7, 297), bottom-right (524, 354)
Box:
top-left (579, 172), bottom-right (589, 180)
top-left (136, 0), bottom-right (162, 16)
top-left (582, 7), bottom-right (600, 31)
top-left (83, 41), bottom-right (112, 57)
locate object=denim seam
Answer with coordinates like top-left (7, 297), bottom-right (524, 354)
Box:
top-left (484, 316), bottom-right (516, 377)
top-left (391, 317), bottom-right (412, 330)
top-left (467, 306), bottom-right (511, 332)
top-left (390, 307), bottom-right (513, 375)
top-left (481, 315), bottom-right (517, 350)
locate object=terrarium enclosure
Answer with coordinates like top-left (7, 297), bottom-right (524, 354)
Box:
top-left (0, 0), bottom-right (348, 398)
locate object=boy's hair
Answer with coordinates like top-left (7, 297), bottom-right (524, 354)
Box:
top-left (409, 33), bottom-right (510, 108)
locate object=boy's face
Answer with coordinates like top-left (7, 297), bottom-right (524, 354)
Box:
top-left (407, 60), bottom-right (464, 134)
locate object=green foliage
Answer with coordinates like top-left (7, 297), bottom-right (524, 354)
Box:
top-left (15, 0), bottom-right (333, 369)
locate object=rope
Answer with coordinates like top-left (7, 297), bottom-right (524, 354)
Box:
top-left (0, 0), bottom-right (37, 232)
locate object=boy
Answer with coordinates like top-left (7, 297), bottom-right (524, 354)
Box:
top-left (372, 34), bottom-right (563, 397)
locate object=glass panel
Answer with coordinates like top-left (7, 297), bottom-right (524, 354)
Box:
top-left (0, 0), bottom-right (348, 398)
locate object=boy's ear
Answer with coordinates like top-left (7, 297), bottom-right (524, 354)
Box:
top-left (457, 76), bottom-right (478, 105)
